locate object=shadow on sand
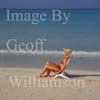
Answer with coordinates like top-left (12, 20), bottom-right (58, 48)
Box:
top-left (42, 72), bottom-right (100, 79)
top-left (63, 72), bottom-right (100, 78)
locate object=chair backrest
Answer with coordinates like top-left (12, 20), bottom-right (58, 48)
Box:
top-left (59, 58), bottom-right (70, 74)
top-left (66, 58), bottom-right (70, 66)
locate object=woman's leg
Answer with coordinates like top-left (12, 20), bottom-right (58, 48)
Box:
top-left (47, 62), bottom-right (58, 67)
top-left (44, 70), bottom-right (51, 77)
top-left (37, 62), bottom-right (60, 77)
top-left (38, 64), bottom-right (48, 77)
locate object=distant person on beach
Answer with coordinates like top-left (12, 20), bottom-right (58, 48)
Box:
top-left (36, 48), bottom-right (72, 78)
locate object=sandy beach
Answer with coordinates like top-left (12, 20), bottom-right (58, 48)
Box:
top-left (0, 68), bottom-right (100, 100)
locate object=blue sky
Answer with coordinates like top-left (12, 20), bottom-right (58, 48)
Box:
top-left (0, 0), bottom-right (100, 8)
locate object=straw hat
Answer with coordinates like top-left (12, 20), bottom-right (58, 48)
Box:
top-left (63, 48), bottom-right (71, 54)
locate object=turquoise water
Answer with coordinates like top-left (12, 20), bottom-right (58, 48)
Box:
top-left (0, 9), bottom-right (100, 51)
top-left (0, 9), bottom-right (100, 71)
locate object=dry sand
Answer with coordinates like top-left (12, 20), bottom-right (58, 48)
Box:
top-left (0, 68), bottom-right (100, 100)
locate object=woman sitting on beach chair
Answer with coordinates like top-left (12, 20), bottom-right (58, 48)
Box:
top-left (36, 48), bottom-right (72, 78)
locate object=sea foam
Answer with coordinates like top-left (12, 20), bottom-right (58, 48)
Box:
top-left (0, 50), bottom-right (100, 57)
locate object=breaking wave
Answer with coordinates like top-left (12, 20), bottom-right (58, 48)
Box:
top-left (0, 50), bottom-right (100, 57)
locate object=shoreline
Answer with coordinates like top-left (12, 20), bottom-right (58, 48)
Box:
top-left (0, 67), bottom-right (100, 75)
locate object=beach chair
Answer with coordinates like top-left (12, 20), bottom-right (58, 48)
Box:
top-left (54, 58), bottom-right (70, 79)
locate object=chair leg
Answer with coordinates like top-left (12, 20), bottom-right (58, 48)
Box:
top-left (54, 73), bottom-right (70, 79)
top-left (59, 74), bottom-right (70, 79)
top-left (54, 74), bottom-right (59, 78)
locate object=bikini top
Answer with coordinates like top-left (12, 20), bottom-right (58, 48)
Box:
top-left (60, 57), bottom-right (70, 65)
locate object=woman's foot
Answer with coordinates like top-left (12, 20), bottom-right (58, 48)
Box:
top-left (36, 74), bottom-right (41, 78)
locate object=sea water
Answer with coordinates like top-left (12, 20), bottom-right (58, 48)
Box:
top-left (0, 9), bottom-right (100, 72)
